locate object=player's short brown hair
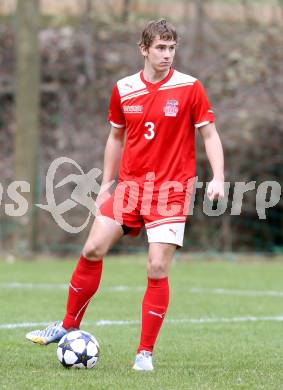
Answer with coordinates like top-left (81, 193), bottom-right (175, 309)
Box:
top-left (138, 19), bottom-right (178, 50)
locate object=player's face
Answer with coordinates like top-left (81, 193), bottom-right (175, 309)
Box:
top-left (142, 36), bottom-right (176, 72)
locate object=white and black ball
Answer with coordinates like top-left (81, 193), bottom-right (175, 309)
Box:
top-left (57, 330), bottom-right (100, 369)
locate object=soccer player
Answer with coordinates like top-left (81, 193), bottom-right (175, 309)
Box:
top-left (26, 19), bottom-right (224, 371)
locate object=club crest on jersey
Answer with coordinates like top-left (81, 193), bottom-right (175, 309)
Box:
top-left (163, 99), bottom-right (179, 117)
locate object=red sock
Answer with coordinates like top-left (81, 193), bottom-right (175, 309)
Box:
top-left (137, 277), bottom-right (169, 353)
top-left (62, 255), bottom-right (103, 329)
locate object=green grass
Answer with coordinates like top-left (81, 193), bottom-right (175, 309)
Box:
top-left (1, 255), bottom-right (283, 389)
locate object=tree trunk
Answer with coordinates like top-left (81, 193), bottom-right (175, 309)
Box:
top-left (241, 0), bottom-right (254, 25)
top-left (14, 0), bottom-right (40, 255)
top-left (193, 0), bottom-right (205, 58)
top-left (122, 0), bottom-right (131, 23)
top-left (81, 0), bottom-right (97, 112)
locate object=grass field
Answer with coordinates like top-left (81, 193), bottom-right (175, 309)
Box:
top-left (1, 254), bottom-right (283, 390)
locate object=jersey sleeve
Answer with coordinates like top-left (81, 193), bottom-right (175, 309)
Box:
top-left (191, 80), bottom-right (215, 128)
top-left (108, 84), bottom-right (126, 128)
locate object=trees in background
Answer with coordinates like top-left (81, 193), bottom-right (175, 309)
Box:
top-left (0, 0), bottom-right (281, 254)
top-left (14, 0), bottom-right (40, 254)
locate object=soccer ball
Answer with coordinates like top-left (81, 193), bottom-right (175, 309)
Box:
top-left (57, 330), bottom-right (100, 369)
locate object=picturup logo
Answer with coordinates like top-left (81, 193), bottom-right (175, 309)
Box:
top-left (1, 158), bottom-right (281, 233)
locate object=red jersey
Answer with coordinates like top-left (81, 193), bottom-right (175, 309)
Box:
top-left (108, 68), bottom-right (215, 191)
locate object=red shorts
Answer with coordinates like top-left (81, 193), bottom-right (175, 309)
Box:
top-left (98, 184), bottom-right (189, 246)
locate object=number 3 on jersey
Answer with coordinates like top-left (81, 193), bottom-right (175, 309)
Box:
top-left (144, 121), bottom-right (155, 140)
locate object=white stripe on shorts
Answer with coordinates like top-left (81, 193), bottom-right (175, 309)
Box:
top-left (145, 216), bottom-right (186, 229)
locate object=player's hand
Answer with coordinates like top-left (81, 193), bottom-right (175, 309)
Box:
top-left (206, 178), bottom-right (225, 201)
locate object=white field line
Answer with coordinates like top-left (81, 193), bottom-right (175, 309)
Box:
top-left (0, 283), bottom-right (141, 291)
top-left (2, 316), bottom-right (283, 330)
top-left (0, 282), bottom-right (68, 290)
top-left (190, 288), bottom-right (283, 297)
top-left (2, 283), bottom-right (283, 297)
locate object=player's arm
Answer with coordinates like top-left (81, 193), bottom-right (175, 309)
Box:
top-left (96, 125), bottom-right (125, 207)
top-left (102, 125), bottom-right (126, 186)
top-left (198, 122), bottom-right (224, 200)
top-left (96, 82), bottom-right (126, 206)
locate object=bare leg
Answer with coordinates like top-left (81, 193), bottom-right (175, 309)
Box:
top-left (82, 216), bottom-right (124, 260)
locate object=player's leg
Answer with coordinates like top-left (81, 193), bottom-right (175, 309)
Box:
top-left (133, 242), bottom-right (176, 371)
top-left (133, 209), bottom-right (186, 370)
top-left (62, 216), bottom-right (124, 330)
top-left (25, 216), bottom-right (124, 345)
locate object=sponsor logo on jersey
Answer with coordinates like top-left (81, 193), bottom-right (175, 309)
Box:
top-left (123, 105), bottom-right (143, 114)
top-left (163, 99), bottom-right (179, 117)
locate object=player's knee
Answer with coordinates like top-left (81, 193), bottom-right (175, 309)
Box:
top-left (82, 242), bottom-right (108, 260)
top-left (147, 257), bottom-right (167, 278)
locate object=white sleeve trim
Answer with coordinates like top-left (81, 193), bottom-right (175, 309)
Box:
top-left (195, 120), bottom-right (210, 128)
top-left (110, 121), bottom-right (125, 129)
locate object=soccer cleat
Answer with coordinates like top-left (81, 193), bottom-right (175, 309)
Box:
top-left (25, 321), bottom-right (70, 345)
top-left (132, 350), bottom-right (154, 371)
